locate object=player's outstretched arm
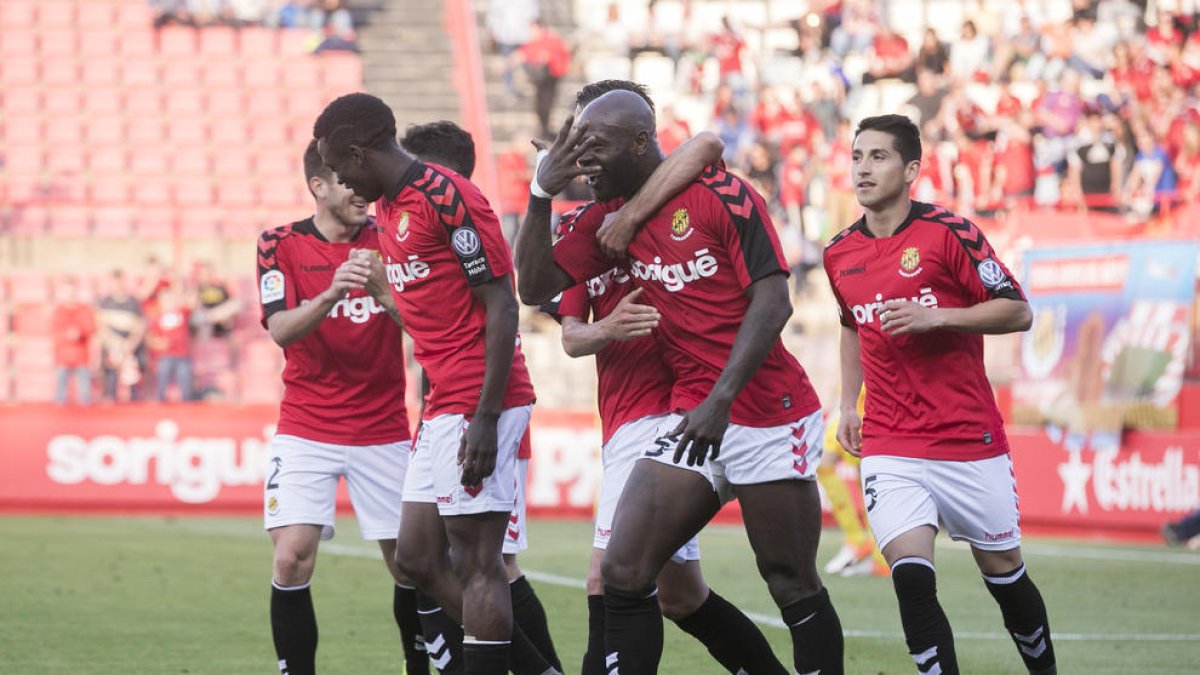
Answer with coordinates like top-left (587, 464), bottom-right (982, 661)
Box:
top-left (879, 297), bottom-right (1032, 336)
top-left (514, 116), bottom-right (600, 305)
top-left (596, 132), bottom-right (725, 257)
top-left (266, 257), bottom-right (369, 347)
top-left (837, 326), bottom-right (864, 456)
top-left (458, 277), bottom-right (519, 486)
top-left (561, 287), bottom-right (660, 357)
top-left (672, 273), bottom-right (792, 467)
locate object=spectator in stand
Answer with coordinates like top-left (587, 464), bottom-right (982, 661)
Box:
top-left (907, 68), bottom-right (948, 126)
top-left (749, 85), bottom-right (789, 141)
top-left (487, 0), bottom-right (538, 98)
top-left (949, 19), bottom-right (991, 82)
top-left (193, 260), bottom-right (240, 339)
top-left (1001, 15), bottom-right (1044, 79)
top-left (1066, 107), bottom-right (1126, 212)
top-left (824, 118), bottom-right (859, 240)
top-left (1173, 123), bottom-right (1200, 203)
top-left (829, 0), bottom-right (876, 57)
top-left (779, 143), bottom-right (810, 239)
top-left (147, 283), bottom-right (195, 402)
top-left (137, 255), bottom-right (170, 310)
top-left (714, 106), bottom-right (753, 166)
top-left (915, 27), bottom-right (949, 78)
top-left (1124, 123), bottom-right (1179, 220)
top-left (313, 0), bottom-right (358, 53)
top-left (656, 105), bottom-right (693, 156)
top-left (96, 270), bottom-right (146, 403)
top-left (493, 133), bottom-right (535, 243)
top-left (515, 19), bottom-right (571, 138)
top-left (710, 16), bottom-right (749, 92)
top-left (862, 24), bottom-right (915, 84)
top-left (52, 277), bottom-right (96, 406)
top-left (992, 111), bottom-right (1038, 210)
top-left (1069, 15), bottom-right (1116, 79)
top-left (744, 140), bottom-right (778, 205)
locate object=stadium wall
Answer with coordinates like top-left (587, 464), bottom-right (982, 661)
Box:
top-left (2, 404), bottom-right (1198, 540)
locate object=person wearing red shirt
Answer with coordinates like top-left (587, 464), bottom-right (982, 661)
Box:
top-left (314, 94), bottom-right (549, 675)
top-left (399, 120), bottom-right (561, 673)
top-left (1174, 122), bottom-right (1200, 203)
top-left (257, 141), bottom-right (427, 675)
top-left (516, 91), bottom-right (844, 675)
top-left (52, 276), bottom-right (96, 405)
top-left (824, 115), bottom-right (1056, 675)
top-left (863, 25), bottom-right (915, 83)
top-left (146, 283), bottom-right (193, 402)
top-left (515, 19), bottom-right (572, 138)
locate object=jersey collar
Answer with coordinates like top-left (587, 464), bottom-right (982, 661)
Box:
top-left (852, 200), bottom-right (932, 239)
top-left (386, 160), bottom-right (427, 202)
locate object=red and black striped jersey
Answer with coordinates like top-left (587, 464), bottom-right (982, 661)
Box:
top-left (552, 165), bottom-right (821, 427)
top-left (375, 161), bottom-right (535, 419)
top-left (823, 201), bottom-right (1025, 461)
top-left (256, 218), bottom-right (411, 445)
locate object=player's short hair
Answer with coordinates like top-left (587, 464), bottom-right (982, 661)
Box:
top-left (575, 80), bottom-right (655, 113)
top-left (303, 139), bottom-right (330, 183)
top-left (855, 114), bottom-right (922, 165)
top-left (312, 92), bottom-right (397, 151)
top-left (400, 121), bottom-right (477, 179)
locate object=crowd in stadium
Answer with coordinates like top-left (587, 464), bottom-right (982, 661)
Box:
top-left (149, 0), bottom-right (359, 51)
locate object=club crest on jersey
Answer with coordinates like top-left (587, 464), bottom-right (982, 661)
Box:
top-left (267, 495), bottom-right (280, 516)
top-left (395, 211), bottom-right (411, 242)
top-left (451, 227), bottom-right (482, 257)
top-left (670, 208), bottom-right (694, 241)
top-left (898, 246), bottom-right (923, 278)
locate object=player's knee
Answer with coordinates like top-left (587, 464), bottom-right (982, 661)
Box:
top-left (273, 548), bottom-right (315, 586)
top-left (393, 546), bottom-right (436, 585)
top-left (600, 549), bottom-right (653, 593)
top-left (755, 556), bottom-right (821, 606)
top-left (657, 584), bottom-right (705, 620)
top-left (586, 564), bottom-right (605, 596)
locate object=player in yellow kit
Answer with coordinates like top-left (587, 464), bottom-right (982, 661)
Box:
top-left (819, 386), bottom-right (888, 577)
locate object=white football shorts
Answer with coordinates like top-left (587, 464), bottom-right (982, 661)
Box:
top-left (860, 453), bottom-right (1022, 552)
top-left (642, 408), bottom-right (824, 499)
top-left (403, 405), bottom-right (532, 516)
top-left (263, 434), bottom-right (410, 541)
top-left (503, 458), bottom-right (530, 555)
top-left (595, 414), bottom-right (700, 563)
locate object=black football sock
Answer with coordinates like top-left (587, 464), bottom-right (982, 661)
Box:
top-left (270, 581), bottom-right (318, 675)
top-left (581, 595), bottom-right (606, 675)
top-left (509, 623), bottom-right (558, 675)
top-left (983, 564), bottom-right (1057, 674)
top-left (417, 590), bottom-right (464, 674)
top-left (675, 589), bottom-right (788, 674)
top-left (462, 640), bottom-right (509, 675)
top-left (780, 586), bottom-right (844, 675)
top-left (395, 584), bottom-right (430, 675)
top-left (892, 557), bottom-right (958, 675)
top-left (604, 584), bottom-right (663, 675)
top-left (510, 576), bottom-right (562, 671)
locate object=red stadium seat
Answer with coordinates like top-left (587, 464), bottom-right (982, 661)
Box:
top-left (279, 29), bottom-right (318, 57)
top-left (131, 176), bottom-right (173, 206)
top-left (246, 89), bottom-right (284, 118)
top-left (161, 61), bottom-right (202, 88)
top-left (165, 89), bottom-right (205, 115)
top-left (158, 26), bottom-right (198, 56)
top-left (8, 273), bottom-right (50, 304)
top-left (4, 114), bottom-right (43, 142)
top-left (92, 207), bottom-right (136, 238)
top-left (87, 175), bottom-right (132, 205)
top-left (44, 118), bottom-right (85, 146)
top-left (41, 59), bottom-right (79, 86)
top-left (167, 117), bottom-right (208, 144)
top-left (215, 181), bottom-right (259, 207)
top-left (36, 0), bottom-right (75, 28)
top-left (241, 60), bottom-right (282, 89)
top-left (209, 117), bottom-right (248, 145)
top-left (1, 31), bottom-right (36, 57)
top-left (281, 57), bottom-right (321, 88)
top-left (87, 146), bottom-right (128, 173)
top-left (174, 178), bottom-right (216, 208)
top-left (2, 144), bottom-right (44, 174)
top-left (125, 118), bottom-right (167, 144)
top-left (172, 147), bottom-right (211, 177)
top-left (178, 206), bottom-right (225, 239)
top-left (260, 178), bottom-right (307, 209)
top-left (46, 147), bottom-right (87, 174)
top-left (238, 26), bottom-right (277, 57)
top-left (82, 59), bottom-right (122, 87)
top-left (38, 29), bottom-right (77, 57)
top-left (199, 26), bottom-right (238, 56)
top-left (2, 85), bottom-right (40, 115)
top-left (115, 2), bottom-right (153, 28)
top-left (79, 30), bottom-right (119, 58)
top-left (248, 119), bottom-right (289, 146)
top-left (7, 207), bottom-right (48, 236)
top-left (85, 116), bottom-right (124, 145)
top-left (47, 205), bottom-right (92, 237)
top-left (284, 88), bottom-right (323, 122)
top-left (82, 89), bottom-right (124, 116)
top-left (123, 88), bottom-right (163, 115)
top-left (238, 375), bottom-right (283, 404)
top-left (130, 148), bottom-right (171, 176)
top-left (4, 176), bottom-right (43, 203)
top-left (0, 0), bottom-right (36, 30)
top-left (77, 1), bottom-right (115, 27)
top-left (206, 88), bottom-right (244, 116)
top-left (13, 369), bottom-right (57, 403)
top-left (318, 53), bottom-right (363, 89)
top-left (0, 57), bottom-right (38, 86)
top-left (201, 61), bottom-right (240, 89)
top-left (134, 206), bottom-right (178, 239)
top-left (240, 338), bottom-right (283, 368)
top-left (42, 87), bottom-right (80, 115)
top-left (220, 208), bottom-right (268, 239)
top-left (255, 151), bottom-right (296, 179)
top-left (118, 29), bottom-right (156, 58)
top-left (211, 147), bottom-right (254, 176)
top-left (121, 58), bottom-right (160, 86)
top-left (12, 333), bottom-right (55, 369)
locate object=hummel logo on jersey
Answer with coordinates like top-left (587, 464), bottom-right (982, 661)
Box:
top-left (586, 267), bottom-right (632, 298)
top-left (386, 254), bottom-right (431, 292)
top-left (629, 248), bottom-right (719, 292)
top-left (848, 288), bottom-right (939, 325)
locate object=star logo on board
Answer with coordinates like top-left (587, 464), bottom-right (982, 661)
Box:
top-left (670, 208), bottom-right (694, 241)
top-left (899, 246), bottom-right (922, 278)
top-left (1058, 449), bottom-right (1092, 514)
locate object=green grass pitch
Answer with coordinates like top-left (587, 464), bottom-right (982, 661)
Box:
top-left (2, 516), bottom-right (1198, 674)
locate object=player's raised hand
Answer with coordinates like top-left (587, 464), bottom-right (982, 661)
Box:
top-left (458, 412), bottom-right (499, 488)
top-left (879, 299), bottom-right (940, 335)
top-left (532, 115), bottom-right (601, 197)
top-left (671, 396), bottom-right (731, 467)
top-left (328, 256), bottom-right (371, 297)
top-left (350, 248), bottom-right (390, 303)
top-left (837, 407), bottom-right (863, 457)
top-left (596, 209), bottom-right (639, 258)
top-left (599, 287), bottom-right (659, 341)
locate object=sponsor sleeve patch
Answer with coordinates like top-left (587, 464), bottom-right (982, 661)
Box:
top-left (260, 269), bottom-right (285, 304)
top-left (977, 257), bottom-right (1012, 290)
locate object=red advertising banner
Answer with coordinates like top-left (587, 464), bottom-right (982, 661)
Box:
top-left (1009, 428), bottom-right (1200, 535)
